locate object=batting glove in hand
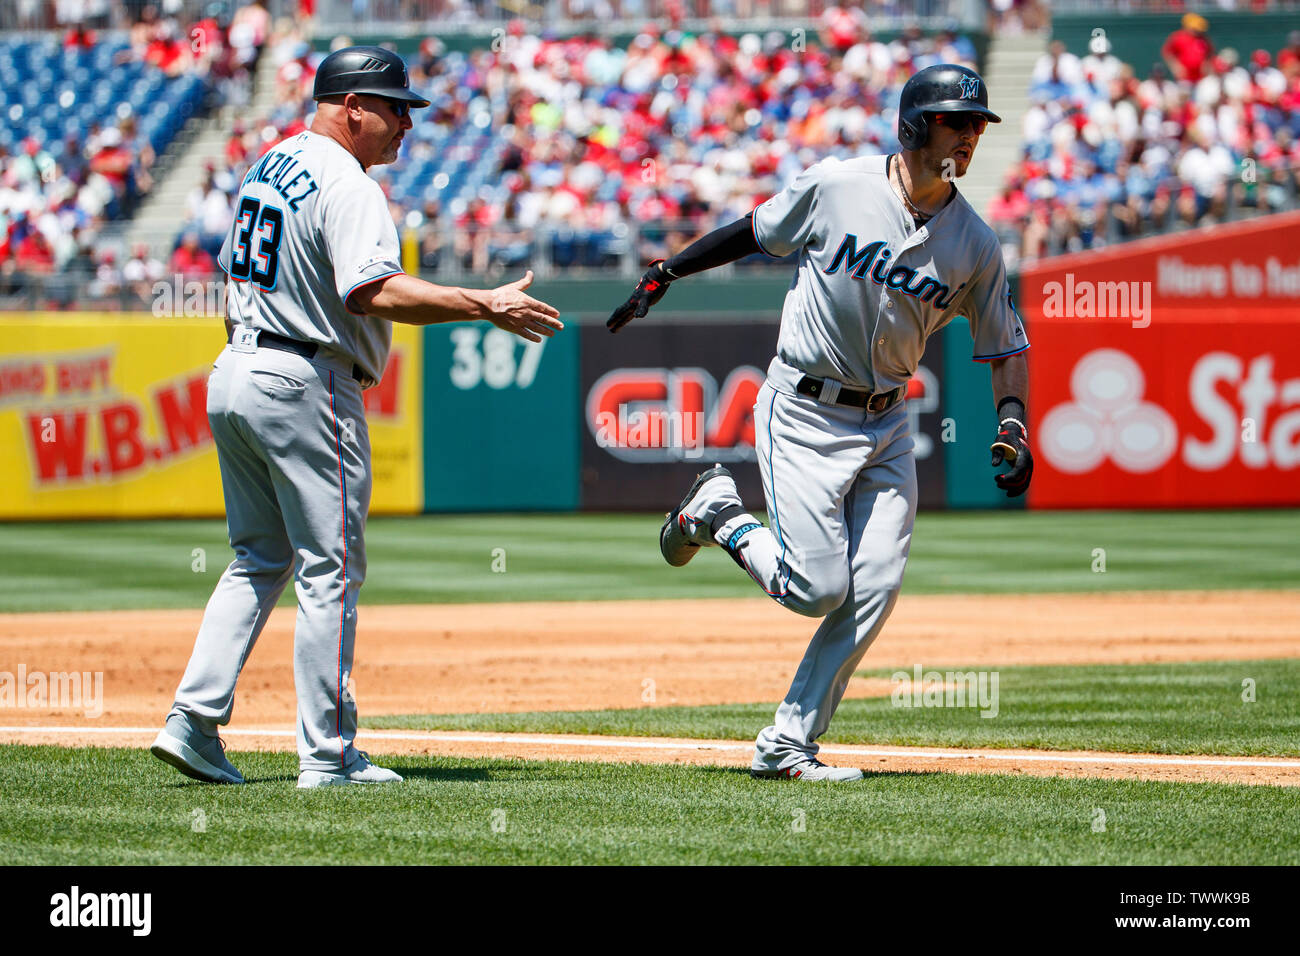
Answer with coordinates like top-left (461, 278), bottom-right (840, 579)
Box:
top-left (990, 418), bottom-right (1033, 498)
top-left (607, 260), bottom-right (673, 333)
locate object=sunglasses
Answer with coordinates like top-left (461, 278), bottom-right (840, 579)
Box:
top-left (364, 96), bottom-right (410, 119)
top-left (932, 112), bottom-right (988, 135)
top-left (384, 98), bottom-right (411, 119)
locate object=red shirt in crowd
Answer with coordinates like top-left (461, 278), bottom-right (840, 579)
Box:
top-left (170, 243), bottom-right (215, 279)
top-left (64, 26), bottom-right (97, 49)
top-left (145, 38), bottom-right (186, 73)
top-left (15, 232), bottom-right (55, 272)
top-left (90, 144), bottom-right (132, 189)
top-left (1163, 29), bottom-right (1214, 82)
top-left (988, 189), bottom-right (1030, 225)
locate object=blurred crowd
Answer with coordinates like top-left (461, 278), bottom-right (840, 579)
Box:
top-left (182, 15), bottom-right (979, 279)
top-left (0, 1), bottom-right (269, 304)
top-left (12, 1), bottom-right (1300, 307)
top-left (992, 14), bottom-right (1300, 264)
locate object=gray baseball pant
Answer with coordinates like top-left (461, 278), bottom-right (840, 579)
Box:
top-left (727, 363), bottom-right (917, 772)
top-left (167, 342), bottom-right (370, 772)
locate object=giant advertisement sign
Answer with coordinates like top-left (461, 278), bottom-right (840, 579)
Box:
top-left (1019, 213), bottom-right (1300, 508)
top-left (580, 320), bottom-right (948, 510)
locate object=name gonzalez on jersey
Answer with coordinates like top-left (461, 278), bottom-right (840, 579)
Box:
top-left (241, 147), bottom-right (320, 212)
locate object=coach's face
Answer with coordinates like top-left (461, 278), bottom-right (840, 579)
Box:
top-left (922, 111), bottom-right (986, 180)
top-left (354, 94), bottom-right (414, 168)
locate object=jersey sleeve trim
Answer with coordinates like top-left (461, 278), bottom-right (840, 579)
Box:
top-left (972, 342), bottom-right (1031, 363)
top-left (343, 269), bottom-right (403, 315)
top-left (751, 212), bottom-right (778, 258)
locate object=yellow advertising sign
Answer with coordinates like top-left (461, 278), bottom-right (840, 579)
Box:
top-left (0, 315), bottom-right (421, 518)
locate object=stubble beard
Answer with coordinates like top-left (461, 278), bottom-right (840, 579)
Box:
top-left (923, 144), bottom-right (968, 181)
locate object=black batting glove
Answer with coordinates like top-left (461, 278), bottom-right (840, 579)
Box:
top-left (990, 418), bottom-right (1033, 498)
top-left (607, 259), bottom-right (673, 333)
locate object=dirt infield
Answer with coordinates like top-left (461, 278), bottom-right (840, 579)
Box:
top-left (1, 590), bottom-right (1297, 785)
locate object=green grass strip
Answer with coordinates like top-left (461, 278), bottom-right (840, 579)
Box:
top-left (1, 744), bottom-right (1295, 865)
top-left (2, 509), bottom-right (1297, 611)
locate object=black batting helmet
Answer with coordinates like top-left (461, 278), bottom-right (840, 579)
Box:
top-left (313, 45), bottom-right (431, 108)
top-left (896, 64), bottom-right (1000, 151)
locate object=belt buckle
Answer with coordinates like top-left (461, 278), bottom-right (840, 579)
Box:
top-left (868, 388), bottom-right (896, 412)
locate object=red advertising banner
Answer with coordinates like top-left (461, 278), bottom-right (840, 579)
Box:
top-left (1020, 210), bottom-right (1300, 327)
top-left (1020, 214), bottom-right (1300, 508)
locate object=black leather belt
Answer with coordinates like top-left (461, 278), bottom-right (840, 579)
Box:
top-left (797, 375), bottom-right (905, 412)
top-left (228, 328), bottom-right (365, 384)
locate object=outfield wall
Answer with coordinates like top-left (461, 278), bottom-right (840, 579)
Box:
top-left (0, 308), bottom-right (1006, 517)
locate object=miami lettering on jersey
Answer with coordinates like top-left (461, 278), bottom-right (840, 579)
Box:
top-left (242, 148), bottom-right (320, 212)
top-left (822, 234), bottom-right (966, 310)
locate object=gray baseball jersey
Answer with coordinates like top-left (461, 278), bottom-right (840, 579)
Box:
top-left (752, 153), bottom-right (1028, 391)
top-left (218, 130), bottom-right (402, 385)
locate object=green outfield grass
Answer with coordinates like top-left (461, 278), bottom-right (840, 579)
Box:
top-left (3, 509), bottom-right (1298, 612)
top-left (370, 659), bottom-right (1300, 757)
top-left (2, 744), bottom-right (1295, 865)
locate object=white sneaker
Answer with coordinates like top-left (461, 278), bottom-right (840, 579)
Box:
top-left (751, 758), bottom-right (864, 782)
top-left (297, 751), bottom-right (403, 789)
top-left (659, 464), bottom-right (742, 567)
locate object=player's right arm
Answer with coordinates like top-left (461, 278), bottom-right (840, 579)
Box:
top-left (607, 213), bottom-right (762, 332)
top-left (607, 159), bottom-right (832, 332)
top-left (350, 271), bottom-right (563, 343)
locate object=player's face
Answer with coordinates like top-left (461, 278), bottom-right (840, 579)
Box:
top-left (923, 111), bottom-right (987, 179)
top-left (358, 95), bottom-right (413, 167)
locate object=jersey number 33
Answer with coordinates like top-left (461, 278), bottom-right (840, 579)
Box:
top-left (229, 196), bottom-right (285, 291)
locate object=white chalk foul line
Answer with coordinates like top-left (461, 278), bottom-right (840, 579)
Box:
top-left (2, 725), bottom-right (1299, 770)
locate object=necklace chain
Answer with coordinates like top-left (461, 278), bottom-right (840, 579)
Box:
top-left (893, 154), bottom-right (933, 221)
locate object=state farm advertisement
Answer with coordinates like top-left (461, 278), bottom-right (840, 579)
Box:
top-left (1026, 322), bottom-right (1300, 508)
top-left (1021, 213), bottom-right (1300, 508)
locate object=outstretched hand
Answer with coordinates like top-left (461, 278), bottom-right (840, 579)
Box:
top-left (607, 260), bottom-right (673, 333)
top-left (487, 271), bottom-right (563, 343)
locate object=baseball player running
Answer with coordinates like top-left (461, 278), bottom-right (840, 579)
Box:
top-left (608, 64), bottom-right (1031, 781)
top-left (151, 46), bottom-right (562, 788)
